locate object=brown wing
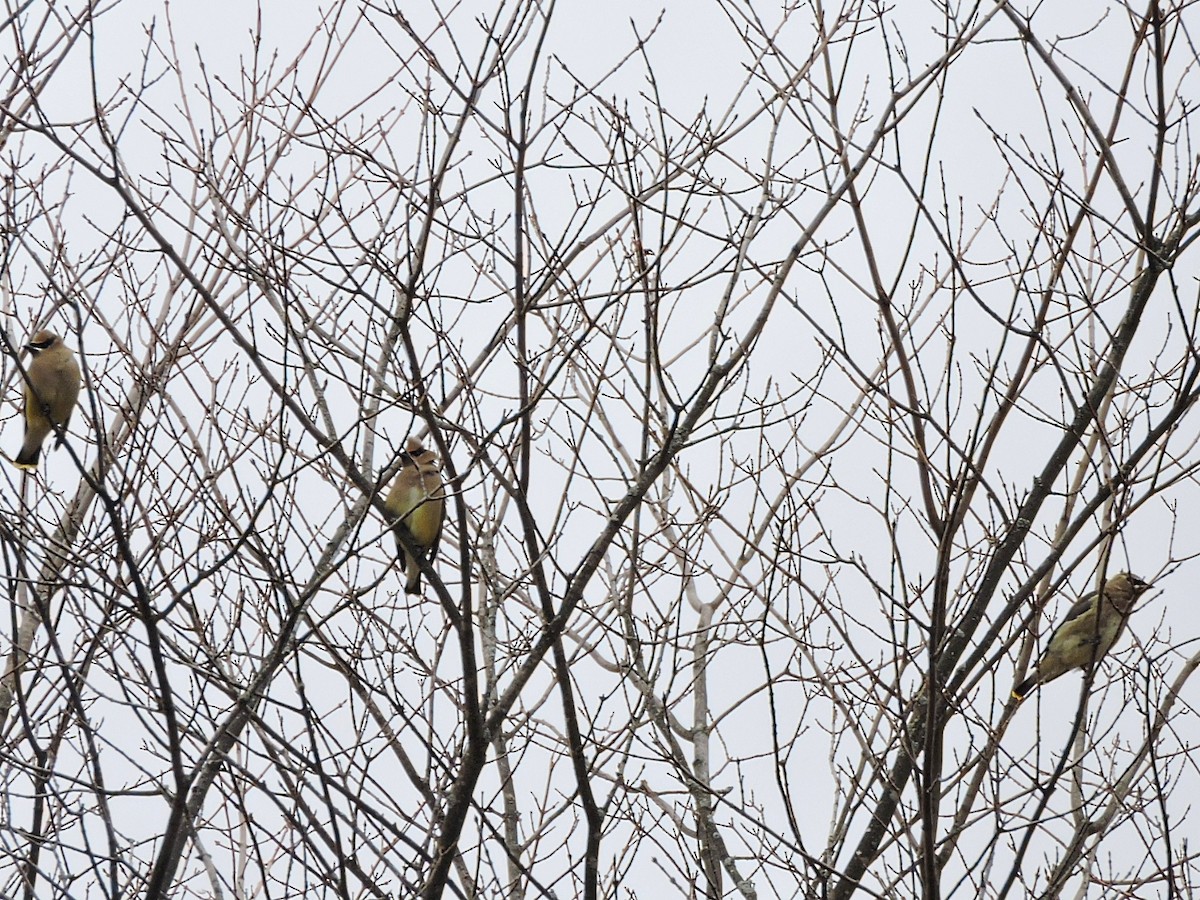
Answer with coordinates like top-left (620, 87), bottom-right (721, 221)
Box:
top-left (1057, 589), bottom-right (1099, 625)
top-left (1037, 587), bottom-right (1099, 651)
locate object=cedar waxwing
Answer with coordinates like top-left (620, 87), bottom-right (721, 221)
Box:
top-left (1012, 571), bottom-right (1152, 701)
top-left (13, 330), bottom-right (81, 470)
top-left (384, 437), bottom-right (444, 594)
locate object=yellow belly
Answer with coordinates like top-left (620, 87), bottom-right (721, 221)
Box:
top-left (405, 498), bottom-right (443, 546)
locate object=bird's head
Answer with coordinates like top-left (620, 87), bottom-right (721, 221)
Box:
top-left (1125, 572), bottom-right (1152, 595)
top-left (25, 330), bottom-right (62, 355)
top-left (401, 437), bottom-right (439, 469)
top-left (1108, 571), bottom-right (1153, 611)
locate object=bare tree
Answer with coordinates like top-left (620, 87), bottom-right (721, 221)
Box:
top-left (1, 1), bottom-right (1199, 898)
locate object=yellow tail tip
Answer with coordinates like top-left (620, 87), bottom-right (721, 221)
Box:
top-left (1011, 679), bottom-right (1035, 702)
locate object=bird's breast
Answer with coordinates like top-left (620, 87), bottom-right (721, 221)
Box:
top-left (406, 499), bottom-right (442, 544)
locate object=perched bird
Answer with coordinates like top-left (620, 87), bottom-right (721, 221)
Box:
top-left (384, 437), bottom-right (444, 594)
top-left (1012, 571), bottom-right (1152, 701)
top-left (13, 330), bottom-right (81, 469)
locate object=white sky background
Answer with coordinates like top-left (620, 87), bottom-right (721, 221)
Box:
top-left (1, 1), bottom-right (1199, 898)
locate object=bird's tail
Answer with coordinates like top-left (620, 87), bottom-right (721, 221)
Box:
top-left (1011, 677), bottom-right (1037, 701)
top-left (13, 446), bottom-right (40, 469)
